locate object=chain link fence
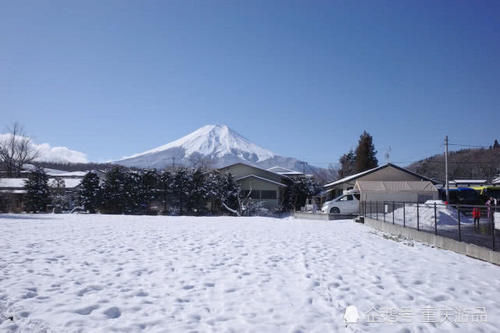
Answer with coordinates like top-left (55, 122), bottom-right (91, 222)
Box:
top-left (362, 201), bottom-right (499, 251)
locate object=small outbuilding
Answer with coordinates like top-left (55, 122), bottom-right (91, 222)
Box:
top-left (323, 163), bottom-right (438, 204)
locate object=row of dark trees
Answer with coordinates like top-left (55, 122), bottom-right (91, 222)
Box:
top-left (81, 167), bottom-right (241, 215)
top-left (22, 166), bottom-right (319, 215)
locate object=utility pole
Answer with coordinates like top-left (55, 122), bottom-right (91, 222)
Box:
top-left (172, 157), bottom-right (176, 169)
top-left (444, 136), bottom-right (449, 203)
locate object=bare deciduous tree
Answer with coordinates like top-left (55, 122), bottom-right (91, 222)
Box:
top-left (0, 122), bottom-right (39, 177)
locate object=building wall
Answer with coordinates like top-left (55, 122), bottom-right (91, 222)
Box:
top-left (237, 177), bottom-right (283, 210)
top-left (361, 191), bottom-right (438, 203)
top-left (360, 166), bottom-right (422, 182)
top-left (221, 164), bottom-right (284, 184)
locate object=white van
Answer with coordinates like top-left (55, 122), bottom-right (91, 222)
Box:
top-left (321, 192), bottom-right (360, 215)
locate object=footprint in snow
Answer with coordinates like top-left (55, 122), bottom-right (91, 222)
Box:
top-left (103, 306), bottom-right (121, 319)
top-left (74, 305), bottom-right (99, 315)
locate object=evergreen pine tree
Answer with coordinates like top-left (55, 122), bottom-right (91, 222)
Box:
top-left (159, 170), bottom-right (173, 214)
top-left (337, 150), bottom-right (356, 179)
top-left (354, 131), bottom-right (378, 173)
top-left (172, 168), bottom-right (191, 215)
top-left (49, 178), bottom-right (67, 212)
top-left (100, 167), bottom-right (129, 214)
top-left (217, 173), bottom-right (240, 215)
top-left (283, 177), bottom-right (320, 211)
top-left (493, 139), bottom-right (500, 149)
top-left (125, 171), bottom-right (142, 214)
top-left (79, 171), bottom-right (101, 213)
top-left (139, 169), bottom-right (159, 214)
top-left (186, 168), bottom-right (208, 215)
top-left (24, 167), bottom-right (50, 213)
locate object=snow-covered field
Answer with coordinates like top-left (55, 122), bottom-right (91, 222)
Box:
top-left (1, 215), bottom-right (499, 333)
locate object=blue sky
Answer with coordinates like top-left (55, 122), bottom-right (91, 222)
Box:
top-left (1, 0), bottom-right (499, 167)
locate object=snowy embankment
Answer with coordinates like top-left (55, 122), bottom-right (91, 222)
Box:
top-left (388, 202), bottom-right (473, 232)
top-left (0, 214), bottom-right (499, 332)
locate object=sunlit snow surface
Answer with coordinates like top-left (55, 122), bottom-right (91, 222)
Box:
top-left (0, 215), bottom-right (499, 332)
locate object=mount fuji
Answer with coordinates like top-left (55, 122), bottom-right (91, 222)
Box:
top-left (115, 124), bottom-right (316, 172)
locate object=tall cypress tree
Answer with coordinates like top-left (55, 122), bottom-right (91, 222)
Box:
top-left (100, 167), bottom-right (128, 214)
top-left (354, 131), bottom-right (378, 173)
top-left (79, 171), bottom-right (101, 213)
top-left (24, 167), bottom-right (50, 213)
top-left (337, 150), bottom-right (356, 179)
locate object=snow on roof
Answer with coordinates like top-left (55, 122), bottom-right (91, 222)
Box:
top-left (0, 178), bottom-right (82, 189)
top-left (355, 181), bottom-right (438, 193)
top-left (450, 179), bottom-right (487, 184)
top-left (220, 162), bottom-right (290, 180)
top-left (44, 168), bottom-right (88, 177)
top-left (0, 189), bottom-right (26, 194)
top-left (266, 166), bottom-right (304, 176)
top-left (0, 178), bottom-right (27, 188)
top-left (235, 174), bottom-right (288, 187)
top-left (494, 177), bottom-right (500, 185)
top-left (51, 178), bottom-right (82, 188)
top-left (324, 165), bottom-right (387, 188)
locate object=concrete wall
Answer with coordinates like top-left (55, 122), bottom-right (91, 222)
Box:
top-left (294, 212), bottom-right (333, 220)
top-left (363, 217), bottom-right (500, 266)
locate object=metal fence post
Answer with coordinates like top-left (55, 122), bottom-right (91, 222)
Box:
top-left (417, 203), bottom-right (420, 231)
top-left (376, 202), bottom-right (378, 220)
top-left (491, 212), bottom-right (495, 251)
top-left (458, 205), bottom-right (462, 242)
top-left (403, 202), bottom-right (405, 227)
top-left (434, 202), bottom-right (437, 235)
top-left (383, 202), bottom-right (386, 222)
top-left (392, 201), bottom-right (395, 224)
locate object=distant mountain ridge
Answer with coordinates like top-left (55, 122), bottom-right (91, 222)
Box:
top-left (115, 124), bottom-right (317, 172)
top-left (407, 146), bottom-right (500, 182)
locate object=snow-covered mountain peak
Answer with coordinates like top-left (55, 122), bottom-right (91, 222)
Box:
top-left (116, 124), bottom-right (316, 171)
top-left (120, 124), bottom-right (275, 163)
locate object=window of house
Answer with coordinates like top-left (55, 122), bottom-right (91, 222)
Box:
top-left (261, 190), bottom-right (277, 199)
top-left (241, 190), bottom-right (260, 199)
top-left (340, 195), bottom-right (353, 201)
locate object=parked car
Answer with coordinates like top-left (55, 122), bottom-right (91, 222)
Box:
top-left (321, 192), bottom-right (360, 215)
top-left (439, 187), bottom-right (482, 206)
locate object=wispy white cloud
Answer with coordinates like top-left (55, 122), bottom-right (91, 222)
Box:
top-left (0, 134), bottom-right (88, 164)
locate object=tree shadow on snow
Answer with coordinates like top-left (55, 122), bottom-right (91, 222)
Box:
top-left (0, 214), bottom-right (59, 221)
